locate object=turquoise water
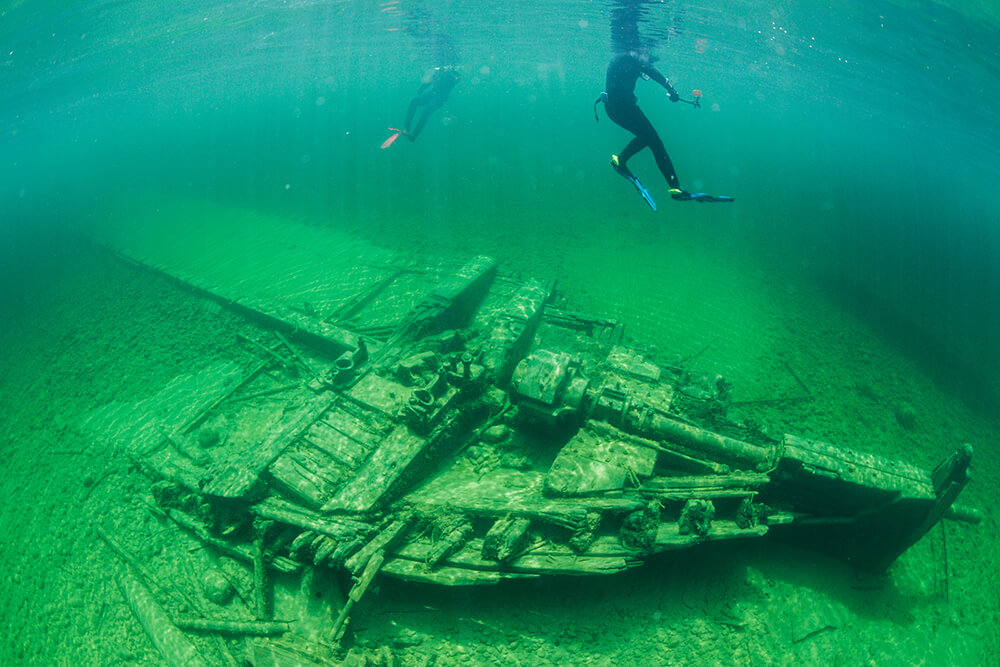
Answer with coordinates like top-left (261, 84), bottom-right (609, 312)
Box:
top-left (2, 1), bottom-right (999, 664)
top-left (4, 0), bottom-right (998, 407)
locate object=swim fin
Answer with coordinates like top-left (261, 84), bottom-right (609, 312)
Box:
top-left (671, 189), bottom-right (734, 203)
top-left (611, 155), bottom-right (657, 211)
top-left (381, 128), bottom-right (404, 149)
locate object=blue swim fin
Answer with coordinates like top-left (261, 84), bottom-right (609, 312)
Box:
top-left (611, 155), bottom-right (657, 211)
top-left (671, 190), bottom-right (734, 203)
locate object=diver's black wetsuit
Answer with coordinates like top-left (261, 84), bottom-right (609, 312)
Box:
top-left (604, 53), bottom-right (681, 190)
top-left (404, 67), bottom-right (459, 140)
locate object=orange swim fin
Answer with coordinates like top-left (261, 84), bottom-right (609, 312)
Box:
top-left (380, 128), bottom-right (404, 149)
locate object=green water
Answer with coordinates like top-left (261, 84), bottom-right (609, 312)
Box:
top-left (2, 1), bottom-right (999, 664)
top-left (5, 0), bottom-right (998, 406)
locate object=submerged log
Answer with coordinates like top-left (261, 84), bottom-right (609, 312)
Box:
top-left (116, 568), bottom-right (209, 667)
top-left (331, 551), bottom-right (385, 644)
top-left (252, 519), bottom-right (271, 620)
top-left (481, 515), bottom-right (532, 562)
top-left (173, 617), bottom-right (292, 636)
top-left (345, 513), bottom-right (414, 575)
top-left (426, 519), bottom-right (474, 568)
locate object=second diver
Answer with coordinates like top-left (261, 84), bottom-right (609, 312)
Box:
top-left (382, 65), bottom-right (460, 149)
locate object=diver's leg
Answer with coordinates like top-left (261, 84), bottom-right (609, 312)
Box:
top-left (645, 130), bottom-right (681, 190)
top-left (610, 104), bottom-right (680, 189)
top-left (607, 103), bottom-right (648, 166)
top-left (619, 136), bottom-right (647, 165)
top-left (408, 100), bottom-right (443, 141)
top-left (625, 108), bottom-right (680, 189)
top-left (404, 98), bottom-right (423, 134)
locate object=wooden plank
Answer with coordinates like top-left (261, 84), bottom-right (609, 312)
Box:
top-left (392, 537), bottom-right (637, 578)
top-left (252, 497), bottom-right (368, 540)
top-left (642, 473), bottom-right (771, 489)
top-left (637, 473), bottom-right (770, 500)
top-left (479, 279), bottom-right (551, 383)
top-left (307, 421), bottom-right (376, 466)
top-left (654, 520), bottom-right (769, 549)
top-left (116, 568), bottom-right (210, 667)
top-left (105, 248), bottom-right (358, 358)
top-left (266, 448), bottom-right (343, 509)
top-left (781, 434), bottom-right (932, 494)
top-left (380, 558), bottom-right (510, 586)
top-left (203, 393), bottom-right (334, 499)
top-left (408, 468), bottom-right (644, 520)
top-left (321, 424), bottom-right (428, 513)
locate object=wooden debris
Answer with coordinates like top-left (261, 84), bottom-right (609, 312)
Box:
top-left (638, 473), bottom-right (770, 500)
top-left (163, 508), bottom-right (246, 557)
top-left (116, 567), bottom-right (209, 667)
top-left (97, 526), bottom-right (172, 602)
top-left (783, 360), bottom-right (813, 398)
top-left (394, 255), bottom-right (497, 343)
top-left (586, 420), bottom-right (729, 475)
top-left (325, 267), bottom-right (409, 324)
top-left (481, 515), bottom-right (531, 562)
top-left (380, 558), bottom-right (510, 586)
top-left (158, 428), bottom-right (210, 467)
top-left (227, 383), bottom-right (299, 403)
top-left (321, 424), bottom-right (437, 513)
top-left (275, 330), bottom-right (316, 375)
top-left (252, 497), bottom-right (369, 541)
top-left (252, 519), bottom-right (271, 620)
top-left (101, 524), bottom-right (240, 666)
top-left (426, 519), bottom-right (473, 568)
top-left (331, 551), bottom-right (385, 644)
top-left (203, 391), bottom-right (335, 499)
top-left (236, 333), bottom-right (298, 372)
top-left (345, 512), bottom-right (414, 575)
top-left (250, 637), bottom-right (336, 666)
top-left (480, 279), bottom-right (551, 384)
top-left (173, 617), bottom-right (292, 636)
top-left (178, 360), bottom-right (269, 435)
top-left (313, 536), bottom-right (338, 566)
top-left (654, 520), bottom-right (768, 549)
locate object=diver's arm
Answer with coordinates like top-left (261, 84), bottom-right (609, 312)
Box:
top-left (643, 64), bottom-right (680, 101)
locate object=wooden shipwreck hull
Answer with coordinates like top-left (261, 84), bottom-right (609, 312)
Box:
top-left (115, 250), bottom-right (980, 598)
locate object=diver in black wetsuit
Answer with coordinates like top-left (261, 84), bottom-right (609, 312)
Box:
top-left (382, 66), bottom-right (459, 148)
top-left (381, 6), bottom-right (459, 150)
top-left (595, 0), bottom-right (731, 205)
top-left (401, 66), bottom-right (459, 141)
top-left (600, 51), bottom-right (688, 199)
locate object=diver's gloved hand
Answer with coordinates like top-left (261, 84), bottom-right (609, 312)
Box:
top-left (666, 88), bottom-right (680, 102)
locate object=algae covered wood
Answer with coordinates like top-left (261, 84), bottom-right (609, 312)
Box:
top-left (203, 392), bottom-right (335, 499)
top-left (545, 425), bottom-right (658, 496)
top-left (173, 617), bottom-right (292, 636)
top-left (409, 468), bottom-right (645, 520)
top-left (480, 278), bottom-right (552, 383)
top-left (321, 424), bottom-right (433, 513)
top-left (482, 514), bottom-right (532, 562)
top-left (638, 473), bottom-right (770, 500)
top-left (95, 242), bottom-right (980, 608)
top-left (116, 567), bottom-right (209, 667)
